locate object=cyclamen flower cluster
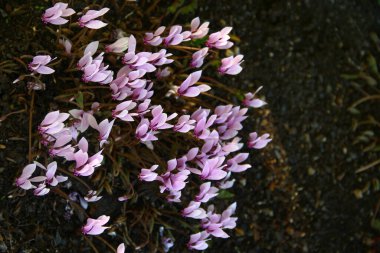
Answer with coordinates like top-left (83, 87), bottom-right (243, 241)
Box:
top-left (138, 103), bottom-right (269, 249)
top-left (42, 2), bottom-right (109, 29)
top-left (15, 2), bottom-right (272, 252)
top-left (78, 41), bottom-right (113, 84)
top-left (16, 161), bottom-right (67, 196)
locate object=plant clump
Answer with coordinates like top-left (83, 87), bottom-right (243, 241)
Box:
top-left (13, 2), bottom-right (271, 252)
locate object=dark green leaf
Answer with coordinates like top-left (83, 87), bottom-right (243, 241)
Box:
top-left (167, 0), bottom-right (185, 14)
top-left (348, 107), bottom-right (360, 115)
top-left (371, 219), bottom-right (380, 231)
top-left (76, 91), bottom-right (84, 109)
top-left (217, 190), bottom-right (235, 199)
top-left (367, 54), bottom-right (379, 75)
top-left (340, 73), bottom-right (359, 80)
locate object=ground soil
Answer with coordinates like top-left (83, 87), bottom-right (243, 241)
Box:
top-left (1, 0), bottom-right (380, 253)
top-left (199, 0), bottom-right (380, 252)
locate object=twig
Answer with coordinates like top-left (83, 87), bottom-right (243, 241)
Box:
top-left (28, 91), bottom-right (35, 162)
top-left (350, 95), bottom-right (380, 108)
top-left (0, 109), bottom-right (26, 122)
top-left (64, 86), bottom-right (110, 93)
top-left (57, 168), bottom-right (92, 190)
top-left (356, 158), bottom-right (380, 173)
top-left (202, 76), bottom-right (238, 94)
top-left (51, 188), bottom-right (89, 220)
top-left (168, 45), bottom-right (202, 51)
top-left (95, 236), bottom-right (116, 252)
top-left (84, 236), bottom-right (100, 253)
top-left (202, 92), bottom-right (232, 104)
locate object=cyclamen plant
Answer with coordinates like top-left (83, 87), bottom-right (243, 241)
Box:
top-left (14, 2), bottom-right (271, 252)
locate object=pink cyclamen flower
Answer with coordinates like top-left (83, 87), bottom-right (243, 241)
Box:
top-left (112, 100), bottom-right (137, 122)
top-left (82, 215), bottom-right (110, 235)
top-left (132, 82), bottom-right (153, 100)
top-left (118, 195), bottom-right (130, 202)
top-left (59, 38), bottom-right (72, 55)
top-left (177, 70), bottom-right (211, 97)
top-left (173, 115), bottom-right (196, 133)
top-left (156, 67), bottom-right (171, 79)
top-left (139, 165), bottom-right (159, 182)
top-left (193, 113), bottom-right (217, 140)
top-left (123, 50), bottom-right (156, 73)
top-left (34, 183), bottom-right (50, 196)
top-left (144, 26), bottom-right (165, 46)
top-left (218, 172), bottom-right (235, 189)
top-left (220, 202), bottom-right (238, 229)
top-left (162, 237), bottom-right (175, 252)
top-left (79, 8), bottom-right (110, 29)
top-left (35, 161), bottom-right (68, 186)
top-left (71, 138), bottom-right (104, 176)
top-left (190, 17), bottom-right (210, 39)
top-left (84, 190), bottom-right (102, 202)
top-left (195, 182), bottom-right (219, 203)
top-left (81, 59), bottom-right (113, 84)
top-left (198, 157), bottom-right (227, 181)
top-left (187, 231), bottom-right (210, 250)
top-left (136, 99), bottom-right (151, 115)
top-left (38, 110), bottom-right (70, 135)
top-left (68, 192), bottom-right (88, 209)
top-left (226, 153), bottom-right (251, 173)
top-left (77, 41), bottom-right (99, 69)
top-left (117, 243), bottom-right (125, 253)
top-left (218, 55), bottom-right (244, 75)
top-left (15, 164), bottom-right (38, 190)
top-left (242, 86), bottom-right (266, 108)
top-left (191, 48), bottom-right (209, 68)
top-left (88, 116), bottom-right (115, 147)
top-left (182, 201), bottom-right (207, 219)
top-left (47, 132), bottom-right (73, 157)
top-left (149, 49), bottom-right (173, 66)
top-left (201, 203), bottom-right (237, 238)
top-left (77, 152), bottom-right (104, 177)
top-left (222, 137), bottom-right (244, 154)
top-left (69, 108), bottom-right (94, 133)
top-left (28, 55), bottom-right (55, 75)
top-left (158, 169), bottom-right (191, 193)
top-left (135, 118), bottom-right (158, 142)
top-left (206, 27), bottom-right (234, 49)
top-left (163, 25), bottom-right (184, 46)
top-left (106, 37), bottom-right (129, 53)
top-left (149, 105), bottom-right (177, 130)
top-left (247, 132), bottom-right (272, 149)
top-left (122, 35), bottom-right (137, 64)
top-left (167, 190), bottom-right (182, 203)
top-left (42, 2), bottom-right (75, 25)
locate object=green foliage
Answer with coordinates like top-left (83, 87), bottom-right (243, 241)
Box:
top-left (167, 0), bottom-right (198, 15)
top-left (75, 91), bottom-right (84, 109)
top-left (189, 37), bottom-right (208, 47)
top-left (217, 190), bottom-right (235, 199)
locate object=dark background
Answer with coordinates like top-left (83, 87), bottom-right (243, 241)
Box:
top-left (1, 0), bottom-right (380, 252)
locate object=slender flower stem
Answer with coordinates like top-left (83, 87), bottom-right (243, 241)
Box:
top-left (57, 167), bottom-right (92, 190)
top-left (95, 236), bottom-right (116, 252)
top-left (0, 109), bottom-right (26, 123)
top-left (356, 158), bottom-right (380, 174)
top-left (168, 45), bottom-right (202, 51)
top-left (72, 28), bottom-right (88, 48)
top-left (201, 76), bottom-right (238, 94)
top-left (202, 92), bottom-right (232, 104)
top-left (51, 188), bottom-right (88, 218)
top-left (28, 91), bottom-right (35, 162)
top-left (350, 95), bottom-right (380, 108)
top-left (64, 86), bottom-right (110, 92)
top-left (83, 236), bottom-right (100, 253)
